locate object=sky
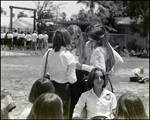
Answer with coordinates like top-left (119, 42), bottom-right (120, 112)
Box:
top-left (1, 1), bottom-right (86, 20)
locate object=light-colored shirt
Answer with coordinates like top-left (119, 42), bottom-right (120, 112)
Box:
top-left (1, 33), bottom-right (5, 39)
top-left (130, 68), bottom-right (141, 77)
top-left (25, 34), bottom-right (32, 41)
top-left (40, 47), bottom-right (77, 84)
top-left (20, 33), bottom-right (25, 38)
top-left (43, 34), bottom-right (48, 42)
top-left (73, 88), bottom-right (117, 119)
top-left (82, 47), bottom-right (108, 72)
top-left (32, 33), bottom-right (38, 42)
top-left (7, 33), bottom-right (13, 39)
top-left (38, 34), bottom-right (43, 39)
top-left (81, 44), bottom-right (124, 74)
top-left (13, 32), bottom-right (18, 37)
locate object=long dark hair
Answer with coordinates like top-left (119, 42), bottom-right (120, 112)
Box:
top-left (115, 91), bottom-right (148, 119)
top-left (28, 78), bottom-right (55, 103)
top-left (85, 23), bottom-right (115, 72)
top-left (52, 28), bottom-right (71, 52)
top-left (27, 93), bottom-right (63, 119)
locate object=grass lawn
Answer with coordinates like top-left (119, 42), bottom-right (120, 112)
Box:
top-left (1, 54), bottom-right (149, 119)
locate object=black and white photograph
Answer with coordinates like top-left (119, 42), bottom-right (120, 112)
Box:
top-left (1, 1), bottom-right (149, 119)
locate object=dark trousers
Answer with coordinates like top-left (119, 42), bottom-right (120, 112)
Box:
top-left (69, 70), bottom-right (85, 119)
top-left (130, 76), bottom-right (140, 82)
top-left (52, 81), bottom-right (70, 119)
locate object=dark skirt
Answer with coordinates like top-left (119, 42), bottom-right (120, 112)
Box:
top-left (7, 38), bottom-right (12, 45)
top-left (13, 37), bottom-right (17, 45)
top-left (1, 38), bottom-right (4, 45)
top-left (69, 70), bottom-right (85, 119)
top-left (51, 81), bottom-right (71, 119)
top-left (26, 41), bottom-right (31, 46)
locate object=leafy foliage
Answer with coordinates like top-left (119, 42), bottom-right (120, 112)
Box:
top-left (123, 1), bottom-right (149, 37)
top-left (17, 11), bottom-right (28, 18)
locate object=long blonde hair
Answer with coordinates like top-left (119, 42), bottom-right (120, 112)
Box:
top-left (67, 25), bottom-right (86, 63)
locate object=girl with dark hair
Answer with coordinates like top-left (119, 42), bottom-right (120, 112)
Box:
top-left (115, 91), bottom-right (148, 119)
top-left (76, 23), bottom-right (123, 91)
top-left (19, 78), bottom-right (55, 119)
top-left (72, 68), bottom-right (117, 119)
top-left (40, 28), bottom-right (77, 118)
top-left (13, 29), bottom-right (18, 49)
top-left (27, 93), bottom-right (63, 119)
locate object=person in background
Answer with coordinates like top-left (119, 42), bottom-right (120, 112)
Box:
top-left (13, 29), bottom-right (18, 49)
top-left (31, 31), bottom-right (38, 53)
top-left (43, 31), bottom-right (49, 50)
top-left (27, 93), bottom-right (63, 119)
top-left (1, 31), bottom-right (5, 50)
top-left (19, 78), bottom-right (55, 119)
top-left (121, 46), bottom-right (130, 57)
top-left (72, 68), bottom-right (117, 119)
top-left (38, 32), bottom-right (43, 50)
top-left (25, 32), bottom-right (32, 50)
top-left (40, 28), bottom-right (77, 118)
top-left (114, 91), bottom-right (148, 119)
top-left (67, 25), bottom-right (86, 119)
top-left (130, 67), bottom-right (149, 83)
top-left (19, 31), bottom-right (25, 50)
top-left (7, 31), bottom-right (13, 50)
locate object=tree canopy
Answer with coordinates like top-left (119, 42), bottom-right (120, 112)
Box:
top-left (123, 1), bottom-right (149, 37)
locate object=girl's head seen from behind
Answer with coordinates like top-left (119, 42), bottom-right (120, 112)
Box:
top-left (27, 93), bottom-right (63, 119)
top-left (52, 28), bottom-right (71, 52)
top-left (115, 91), bottom-right (148, 119)
top-left (29, 78), bottom-right (55, 103)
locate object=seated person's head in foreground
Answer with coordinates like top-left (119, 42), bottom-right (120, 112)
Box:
top-left (115, 91), bottom-right (148, 119)
top-left (28, 78), bottom-right (55, 103)
top-left (27, 93), bottom-right (63, 119)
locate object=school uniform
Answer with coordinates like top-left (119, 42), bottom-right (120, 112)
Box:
top-left (69, 48), bottom-right (86, 119)
top-left (40, 46), bottom-right (77, 118)
top-left (38, 34), bottom-right (43, 49)
top-left (43, 34), bottom-right (48, 49)
top-left (31, 33), bottom-right (38, 50)
top-left (13, 32), bottom-right (18, 46)
top-left (7, 33), bottom-right (13, 50)
top-left (1, 32), bottom-right (5, 45)
top-left (73, 88), bottom-right (117, 119)
top-left (25, 34), bottom-right (32, 46)
top-left (19, 33), bottom-right (25, 49)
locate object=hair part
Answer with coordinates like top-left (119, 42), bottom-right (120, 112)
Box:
top-left (28, 78), bottom-right (55, 103)
top-left (27, 93), bottom-right (63, 119)
top-left (52, 28), bottom-right (71, 52)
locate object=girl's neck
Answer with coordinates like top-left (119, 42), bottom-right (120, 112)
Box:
top-left (94, 87), bottom-right (103, 98)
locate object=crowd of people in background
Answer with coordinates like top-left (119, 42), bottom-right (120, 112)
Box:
top-left (1, 23), bottom-right (149, 119)
top-left (1, 30), bottom-right (49, 53)
top-left (113, 43), bottom-right (149, 58)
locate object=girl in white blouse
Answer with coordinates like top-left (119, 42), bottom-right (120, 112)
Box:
top-left (40, 28), bottom-right (77, 119)
top-left (73, 68), bottom-right (117, 119)
top-left (76, 24), bottom-right (123, 92)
